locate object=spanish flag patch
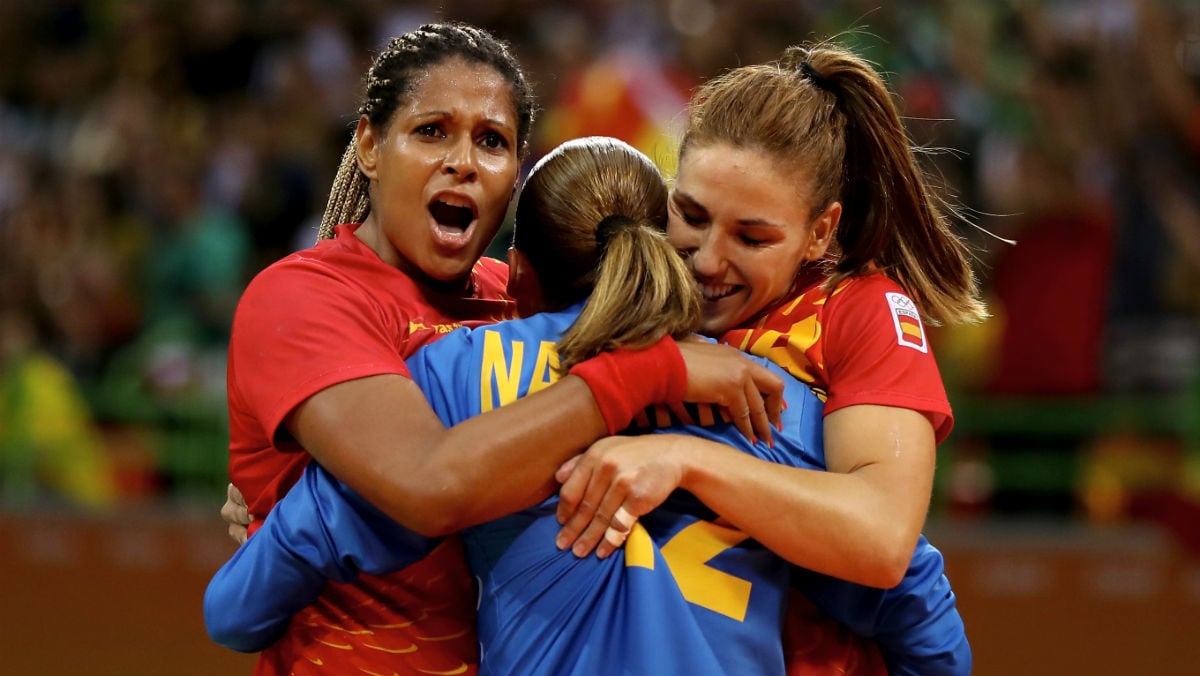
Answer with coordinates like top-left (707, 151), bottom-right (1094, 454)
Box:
top-left (886, 292), bottom-right (927, 352)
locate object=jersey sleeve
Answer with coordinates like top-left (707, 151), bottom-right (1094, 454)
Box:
top-left (790, 535), bottom-right (971, 676)
top-left (822, 278), bottom-right (954, 442)
top-left (227, 261), bottom-right (412, 444)
top-left (203, 463), bottom-right (440, 653)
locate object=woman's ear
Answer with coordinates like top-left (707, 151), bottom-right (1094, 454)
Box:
top-left (355, 116), bottom-right (379, 180)
top-left (507, 247), bottom-right (546, 317)
top-left (805, 201), bottom-right (842, 261)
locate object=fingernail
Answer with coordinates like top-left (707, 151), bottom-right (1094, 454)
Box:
top-left (556, 534), bottom-right (568, 550)
top-left (573, 542), bottom-right (587, 558)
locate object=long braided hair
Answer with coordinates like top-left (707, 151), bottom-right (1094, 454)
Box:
top-left (318, 22), bottom-right (535, 240)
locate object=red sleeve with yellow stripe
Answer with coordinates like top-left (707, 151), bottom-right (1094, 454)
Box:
top-left (720, 271), bottom-right (953, 443)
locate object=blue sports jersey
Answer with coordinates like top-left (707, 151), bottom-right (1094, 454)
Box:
top-left (205, 303), bottom-right (970, 675)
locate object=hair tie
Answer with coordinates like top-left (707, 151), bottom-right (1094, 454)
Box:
top-left (596, 214), bottom-right (636, 252)
top-left (799, 61), bottom-right (836, 95)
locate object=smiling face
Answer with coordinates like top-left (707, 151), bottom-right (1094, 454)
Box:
top-left (354, 58), bottom-right (520, 291)
top-left (667, 143), bottom-right (841, 336)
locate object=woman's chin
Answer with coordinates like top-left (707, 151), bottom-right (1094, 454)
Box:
top-left (410, 257), bottom-right (475, 293)
top-left (697, 296), bottom-right (750, 336)
top-left (697, 314), bottom-right (736, 338)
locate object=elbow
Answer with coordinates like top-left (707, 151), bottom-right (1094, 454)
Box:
top-left (205, 620), bottom-right (263, 655)
top-left (387, 477), bottom-right (471, 538)
top-left (863, 530), bottom-right (919, 589)
top-left (373, 499), bottom-right (452, 538)
top-left (404, 512), bottom-right (459, 538)
top-left (203, 584), bottom-right (275, 653)
top-left (872, 558), bottom-right (909, 590)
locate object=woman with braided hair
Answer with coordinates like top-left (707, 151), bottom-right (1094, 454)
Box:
top-left (220, 22), bottom-right (783, 676)
top-left (210, 135), bottom-right (817, 675)
top-left (210, 136), bottom-right (968, 676)
top-left (554, 41), bottom-right (981, 675)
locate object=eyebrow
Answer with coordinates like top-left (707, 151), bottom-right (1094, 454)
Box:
top-left (417, 110), bottom-right (515, 131)
top-left (672, 189), bottom-right (789, 229)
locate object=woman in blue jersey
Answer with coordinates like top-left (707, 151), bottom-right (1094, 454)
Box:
top-left (205, 136), bottom-right (965, 675)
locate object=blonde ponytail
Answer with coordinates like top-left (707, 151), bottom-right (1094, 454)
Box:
top-left (556, 221), bottom-right (699, 372)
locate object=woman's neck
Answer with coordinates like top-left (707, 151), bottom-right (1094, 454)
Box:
top-left (351, 220), bottom-right (477, 297)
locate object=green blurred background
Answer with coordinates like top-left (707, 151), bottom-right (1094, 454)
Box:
top-left (1, 1), bottom-right (1198, 674)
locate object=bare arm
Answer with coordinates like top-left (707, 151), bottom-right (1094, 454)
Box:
top-left (556, 404), bottom-right (935, 588)
top-left (286, 340), bottom-right (784, 538)
top-left (289, 372), bottom-right (604, 537)
top-left (679, 404), bottom-right (935, 587)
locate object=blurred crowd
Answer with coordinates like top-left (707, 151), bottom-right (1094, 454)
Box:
top-left (1, 0), bottom-right (1198, 534)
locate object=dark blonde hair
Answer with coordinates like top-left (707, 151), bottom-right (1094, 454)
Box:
top-left (318, 22), bottom-right (535, 240)
top-left (680, 42), bottom-right (986, 325)
top-left (513, 137), bottom-right (700, 371)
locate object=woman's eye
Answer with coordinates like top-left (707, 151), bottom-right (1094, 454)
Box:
top-left (740, 235), bottom-right (767, 246)
top-left (480, 131), bottom-right (508, 150)
top-left (669, 199), bottom-right (708, 227)
top-left (416, 124), bottom-right (444, 137)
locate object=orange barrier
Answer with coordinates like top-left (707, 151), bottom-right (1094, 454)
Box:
top-left (934, 520), bottom-right (1200, 676)
top-left (2, 511), bottom-right (1197, 676)
top-left (0, 509), bottom-right (254, 676)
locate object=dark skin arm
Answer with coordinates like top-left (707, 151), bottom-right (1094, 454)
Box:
top-left (288, 373), bottom-right (603, 536)
top-left (285, 340), bottom-right (785, 537)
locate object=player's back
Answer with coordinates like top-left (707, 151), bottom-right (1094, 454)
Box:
top-left (407, 304), bottom-right (828, 676)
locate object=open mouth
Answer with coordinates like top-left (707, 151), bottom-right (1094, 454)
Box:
top-left (429, 199), bottom-right (476, 233)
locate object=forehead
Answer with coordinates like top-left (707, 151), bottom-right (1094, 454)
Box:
top-left (676, 144), bottom-right (815, 220)
top-left (402, 58), bottom-right (516, 121)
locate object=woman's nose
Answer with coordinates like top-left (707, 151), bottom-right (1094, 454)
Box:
top-left (443, 140), bottom-right (477, 180)
top-left (689, 232), bottom-right (728, 277)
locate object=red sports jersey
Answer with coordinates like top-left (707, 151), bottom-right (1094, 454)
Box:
top-left (720, 267), bottom-right (953, 442)
top-left (225, 223), bottom-right (515, 675)
top-left (721, 267), bottom-right (952, 676)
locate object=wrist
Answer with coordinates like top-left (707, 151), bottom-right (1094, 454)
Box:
top-left (569, 335), bottom-right (686, 434)
top-left (668, 434), bottom-right (698, 492)
top-left (674, 436), bottom-right (721, 494)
